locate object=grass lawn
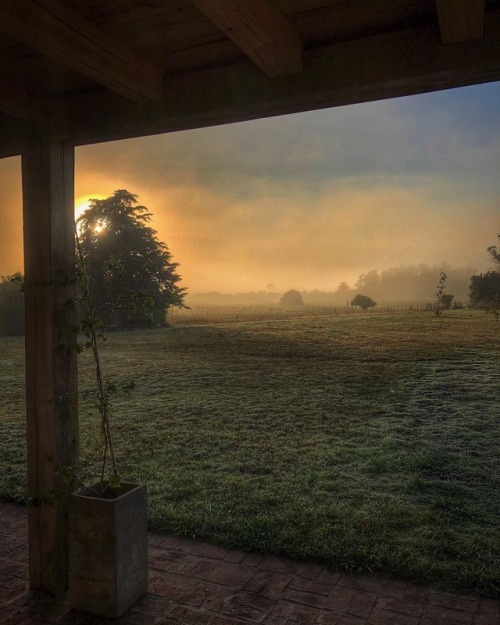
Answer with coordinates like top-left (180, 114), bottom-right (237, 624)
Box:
top-left (0, 309), bottom-right (499, 596)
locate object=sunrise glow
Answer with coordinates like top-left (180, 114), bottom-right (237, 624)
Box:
top-left (75, 194), bottom-right (109, 235)
top-left (1, 84), bottom-right (499, 290)
top-left (74, 194), bottom-right (107, 220)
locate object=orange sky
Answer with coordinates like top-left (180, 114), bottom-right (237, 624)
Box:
top-left (1, 84), bottom-right (499, 293)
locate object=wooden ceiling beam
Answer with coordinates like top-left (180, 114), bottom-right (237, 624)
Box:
top-left (436, 0), bottom-right (485, 44)
top-left (0, 0), bottom-right (162, 101)
top-left (49, 10), bottom-right (500, 147)
top-left (190, 0), bottom-right (302, 77)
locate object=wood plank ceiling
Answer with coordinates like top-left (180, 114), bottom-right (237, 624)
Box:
top-left (0, 0), bottom-right (498, 156)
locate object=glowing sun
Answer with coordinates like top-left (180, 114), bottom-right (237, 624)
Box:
top-left (74, 194), bottom-right (107, 220)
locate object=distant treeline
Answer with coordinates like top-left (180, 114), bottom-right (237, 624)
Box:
top-left (187, 264), bottom-right (476, 307)
top-left (0, 263), bottom-right (488, 336)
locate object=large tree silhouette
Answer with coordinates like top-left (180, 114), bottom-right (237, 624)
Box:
top-left (77, 190), bottom-right (185, 328)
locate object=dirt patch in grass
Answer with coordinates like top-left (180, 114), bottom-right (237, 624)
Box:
top-left (0, 310), bottom-right (499, 595)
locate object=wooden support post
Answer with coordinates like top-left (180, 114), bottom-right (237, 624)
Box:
top-left (22, 138), bottom-right (78, 595)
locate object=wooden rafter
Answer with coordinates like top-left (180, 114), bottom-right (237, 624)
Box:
top-left (191, 0), bottom-right (302, 78)
top-left (51, 11), bottom-right (500, 146)
top-left (436, 0), bottom-right (485, 45)
top-left (0, 0), bottom-right (162, 101)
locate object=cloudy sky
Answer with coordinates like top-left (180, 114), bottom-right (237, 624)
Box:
top-left (1, 81), bottom-right (499, 293)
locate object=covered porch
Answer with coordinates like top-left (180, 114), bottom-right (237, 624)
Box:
top-left (1, 0), bottom-right (500, 606)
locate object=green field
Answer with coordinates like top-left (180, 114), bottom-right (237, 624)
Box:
top-left (1, 310), bottom-right (499, 596)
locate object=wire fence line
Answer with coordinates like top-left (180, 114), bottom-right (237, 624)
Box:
top-left (168, 302), bottom-right (466, 326)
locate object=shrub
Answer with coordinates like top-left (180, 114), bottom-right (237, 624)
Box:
top-left (350, 294), bottom-right (376, 310)
top-left (280, 289), bottom-right (304, 307)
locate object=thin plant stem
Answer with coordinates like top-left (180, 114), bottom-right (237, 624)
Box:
top-left (75, 231), bottom-right (118, 483)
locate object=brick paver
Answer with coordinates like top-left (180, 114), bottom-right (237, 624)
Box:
top-left (0, 501), bottom-right (498, 625)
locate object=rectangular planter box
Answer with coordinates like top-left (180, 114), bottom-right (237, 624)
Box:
top-left (69, 482), bottom-right (148, 617)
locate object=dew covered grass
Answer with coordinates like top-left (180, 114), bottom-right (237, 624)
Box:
top-left (0, 310), bottom-right (499, 595)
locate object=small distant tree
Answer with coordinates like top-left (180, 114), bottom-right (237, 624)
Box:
top-left (280, 289), bottom-right (304, 306)
top-left (350, 294), bottom-right (376, 310)
top-left (434, 271), bottom-right (447, 317)
top-left (440, 293), bottom-right (454, 310)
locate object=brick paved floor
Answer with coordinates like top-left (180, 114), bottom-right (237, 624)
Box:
top-left (1, 502), bottom-right (499, 624)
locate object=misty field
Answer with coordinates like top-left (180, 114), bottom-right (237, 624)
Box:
top-left (1, 310), bottom-right (499, 596)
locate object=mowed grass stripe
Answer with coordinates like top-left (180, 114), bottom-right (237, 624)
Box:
top-left (0, 310), bottom-right (499, 595)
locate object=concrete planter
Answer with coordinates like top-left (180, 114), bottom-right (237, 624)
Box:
top-left (69, 482), bottom-right (148, 617)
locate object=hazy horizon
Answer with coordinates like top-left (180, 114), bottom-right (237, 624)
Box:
top-left (1, 82), bottom-right (499, 293)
